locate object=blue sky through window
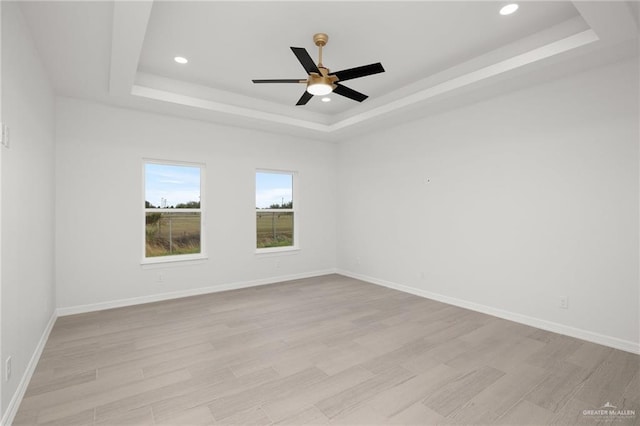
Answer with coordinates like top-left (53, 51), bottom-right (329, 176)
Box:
top-left (145, 163), bottom-right (201, 208)
top-left (256, 172), bottom-right (292, 208)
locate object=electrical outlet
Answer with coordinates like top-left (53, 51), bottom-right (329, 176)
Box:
top-left (559, 296), bottom-right (569, 309)
top-left (156, 272), bottom-right (164, 283)
top-left (1, 123), bottom-right (9, 148)
top-left (275, 260), bottom-right (280, 269)
top-left (5, 356), bottom-right (12, 381)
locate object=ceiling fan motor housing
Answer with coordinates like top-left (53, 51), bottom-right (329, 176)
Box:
top-left (309, 67), bottom-right (337, 88)
top-left (306, 66), bottom-right (338, 95)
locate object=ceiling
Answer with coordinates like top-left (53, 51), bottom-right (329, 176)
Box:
top-left (18, 1), bottom-right (640, 141)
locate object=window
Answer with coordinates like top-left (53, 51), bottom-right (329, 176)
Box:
top-left (256, 170), bottom-right (297, 251)
top-left (143, 161), bottom-right (205, 262)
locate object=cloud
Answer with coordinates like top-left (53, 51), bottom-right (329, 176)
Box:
top-left (256, 187), bottom-right (292, 208)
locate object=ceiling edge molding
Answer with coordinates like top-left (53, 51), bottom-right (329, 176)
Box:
top-left (130, 85), bottom-right (330, 132)
top-left (328, 29), bottom-right (599, 132)
top-left (134, 72), bottom-right (329, 125)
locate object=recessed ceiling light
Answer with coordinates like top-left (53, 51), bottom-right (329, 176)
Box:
top-left (499, 3), bottom-right (519, 15)
top-left (174, 56), bottom-right (188, 64)
top-left (321, 97), bottom-right (331, 103)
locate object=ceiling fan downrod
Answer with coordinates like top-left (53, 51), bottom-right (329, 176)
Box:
top-left (313, 33), bottom-right (329, 68)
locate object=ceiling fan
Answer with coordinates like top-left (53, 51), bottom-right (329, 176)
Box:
top-left (252, 33), bottom-right (385, 106)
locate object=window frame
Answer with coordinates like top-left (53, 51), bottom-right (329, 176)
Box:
top-left (255, 169), bottom-right (299, 254)
top-left (142, 159), bottom-right (207, 265)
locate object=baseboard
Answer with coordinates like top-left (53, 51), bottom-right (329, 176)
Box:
top-left (1, 311), bottom-right (57, 426)
top-left (337, 269), bottom-right (640, 355)
top-left (57, 269), bottom-right (337, 317)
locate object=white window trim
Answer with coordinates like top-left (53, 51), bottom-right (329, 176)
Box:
top-left (255, 169), bottom-right (299, 254)
top-left (142, 159), bottom-right (207, 265)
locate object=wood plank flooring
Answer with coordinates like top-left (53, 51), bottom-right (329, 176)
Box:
top-left (13, 274), bottom-right (640, 425)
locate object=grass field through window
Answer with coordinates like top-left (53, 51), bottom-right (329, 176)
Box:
top-left (256, 212), bottom-right (293, 248)
top-left (145, 212), bottom-right (201, 257)
top-left (145, 211), bottom-right (294, 255)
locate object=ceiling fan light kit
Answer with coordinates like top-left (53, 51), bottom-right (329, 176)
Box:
top-left (307, 80), bottom-right (333, 96)
top-left (252, 33), bottom-right (385, 106)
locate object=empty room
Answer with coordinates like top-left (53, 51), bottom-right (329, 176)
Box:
top-left (1, 1), bottom-right (639, 425)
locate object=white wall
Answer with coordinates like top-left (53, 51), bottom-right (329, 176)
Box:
top-left (55, 98), bottom-right (337, 310)
top-left (337, 59), bottom-right (639, 351)
top-left (1, 1), bottom-right (56, 416)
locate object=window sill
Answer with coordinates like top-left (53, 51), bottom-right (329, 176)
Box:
top-left (255, 246), bottom-right (300, 257)
top-left (141, 254), bottom-right (208, 268)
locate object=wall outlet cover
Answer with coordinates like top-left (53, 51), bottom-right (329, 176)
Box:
top-left (1, 124), bottom-right (9, 148)
top-left (559, 296), bottom-right (569, 309)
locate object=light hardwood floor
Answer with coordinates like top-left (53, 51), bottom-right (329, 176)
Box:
top-left (14, 274), bottom-right (639, 425)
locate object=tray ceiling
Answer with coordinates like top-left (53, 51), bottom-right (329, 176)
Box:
top-left (18, 1), bottom-right (639, 140)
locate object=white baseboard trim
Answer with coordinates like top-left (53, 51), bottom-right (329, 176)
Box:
top-left (1, 311), bottom-right (58, 426)
top-left (57, 269), bottom-right (337, 317)
top-left (337, 269), bottom-right (640, 355)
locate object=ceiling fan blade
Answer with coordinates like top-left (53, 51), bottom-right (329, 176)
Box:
top-left (252, 79), bottom-right (305, 83)
top-left (291, 47), bottom-right (321, 75)
top-left (333, 84), bottom-right (368, 102)
top-left (296, 91), bottom-right (313, 106)
top-left (329, 63), bottom-right (385, 82)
